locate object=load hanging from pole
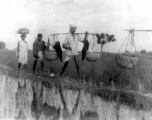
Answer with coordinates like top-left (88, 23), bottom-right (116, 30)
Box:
top-left (115, 29), bottom-right (138, 69)
top-left (44, 34), bottom-right (62, 61)
top-left (44, 32), bottom-right (116, 63)
top-left (85, 34), bottom-right (101, 62)
top-left (82, 33), bottom-right (116, 62)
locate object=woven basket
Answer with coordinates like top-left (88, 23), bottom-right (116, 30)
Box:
top-left (17, 28), bottom-right (30, 34)
top-left (44, 51), bottom-right (58, 61)
top-left (86, 52), bottom-right (101, 62)
top-left (115, 53), bottom-right (138, 69)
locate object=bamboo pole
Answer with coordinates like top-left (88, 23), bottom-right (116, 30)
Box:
top-left (125, 29), bottom-right (152, 32)
top-left (49, 33), bottom-right (96, 35)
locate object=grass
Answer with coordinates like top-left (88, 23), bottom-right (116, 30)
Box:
top-left (1, 49), bottom-right (152, 110)
top-left (0, 49), bottom-right (152, 91)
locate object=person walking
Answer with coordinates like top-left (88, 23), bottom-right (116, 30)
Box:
top-left (17, 34), bottom-right (29, 71)
top-left (33, 33), bottom-right (46, 74)
top-left (59, 24), bottom-right (88, 78)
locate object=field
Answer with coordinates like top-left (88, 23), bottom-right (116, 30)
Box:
top-left (1, 49), bottom-right (152, 91)
top-left (1, 49), bottom-right (152, 110)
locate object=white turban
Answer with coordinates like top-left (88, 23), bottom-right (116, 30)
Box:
top-left (69, 24), bottom-right (77, 29)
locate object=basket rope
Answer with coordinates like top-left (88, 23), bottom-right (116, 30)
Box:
top-left (44, 34), bottom-right (58, 61)
top-left (115, 29), bottom-right (138, 68)
top-left (45, 34), bottom-right (59, 51)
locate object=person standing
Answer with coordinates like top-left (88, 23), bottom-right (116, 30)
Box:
top-left (59, 24), bottom-right (88, 78)
top-left (17, 34), bottom-right (29, 71)
top-left (33, 33), bottom-right (46, 74)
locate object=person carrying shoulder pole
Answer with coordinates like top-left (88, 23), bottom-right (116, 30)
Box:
top-left (17, 34), bottom-right (29, 71)
top-left (59, 24), bottom-right (88, 78)
top-left (33, 33), bottom-right (46, 74)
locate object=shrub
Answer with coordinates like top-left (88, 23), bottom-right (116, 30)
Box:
top-left (141, 49), bottom-right (146, 54)
top-left (0, 41), bottom-right (5, 50)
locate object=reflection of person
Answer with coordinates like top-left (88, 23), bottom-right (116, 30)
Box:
top-left (58, 86), bottom-right (82, 120)
top-left (33, 33), bottom-right (46, 74)
top-left (17, 34), bottom-right (28, 70)
top-left (59, 24), bottom-right (88, 78)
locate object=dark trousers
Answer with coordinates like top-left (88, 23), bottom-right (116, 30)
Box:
top-left (60, 55), bottom-right (80, 78)
top-left (18, 63), bottom-right (27, 70)
top-left (33, 60), bottom-right (44, 73)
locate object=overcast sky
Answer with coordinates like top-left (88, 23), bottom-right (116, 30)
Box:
top-left (0, 0), bottom-right (152, 53)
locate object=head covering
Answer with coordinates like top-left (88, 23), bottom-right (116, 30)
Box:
top-left (69, 24), bottom-right (77, 33)
top-left (69, 24), bottom-right (77, 29)
top-left (37, 33), bottom-right (42, 38)
top-left (21, 34), bottom-right (26, 38)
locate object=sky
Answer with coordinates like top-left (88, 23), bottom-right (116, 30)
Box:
top-left (0, 0), bottom-right (152, 53)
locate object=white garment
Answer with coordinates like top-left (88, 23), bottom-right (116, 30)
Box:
top-left (88, 35), bottom-right (108, 53)
top-left (69, 24), bottom-right (77, 29)
top-left (88, 35), bottom-right (99, 52)
top-left (48, 35), bottom-right (56, 51)
top-left (64, 55), bottom-right (73, 62)
top-left (17, 40), bottom-right (28, 64)
top-left (100, 36), bottom-right (108, 53)
top-left (88, 36), bottom-right (95, 52)
top-left (63, 33), bottom-right (83, 56)
top-left (38, 51), bottom-right (43, 61)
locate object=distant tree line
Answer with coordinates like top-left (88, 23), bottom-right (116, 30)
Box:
top-left (0, 41), bottom-right (5, 50)
top-left (141, 49), bottom-right (147, 54)
top-left (140, 49), bottom-right (152, 55)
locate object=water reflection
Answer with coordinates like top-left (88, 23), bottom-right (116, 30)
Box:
top-left (31, 82), bottom-right (60, 120)
top-left (58, 86), bottom-right (81, 120)
top-left (0, 74), bottom-right (152, 120)
top-left (80, 111), bottom-right (99, 120)
top-left (15, 79), bottom-right (27, 120)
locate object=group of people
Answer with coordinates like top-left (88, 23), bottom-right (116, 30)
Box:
top-left (16, 25), bottom-right (91, 78)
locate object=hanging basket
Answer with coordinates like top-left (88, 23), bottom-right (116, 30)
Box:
top-left (17, 28), bottom-right (30, 34)
top-left (115, 53), bottom-right (138, 69)
top-left (44, 51), bottom-right (58, 61)
top-left (115, 29), bottom-right (138, 69)
top-left (86, 52), bottom-right (101, 62)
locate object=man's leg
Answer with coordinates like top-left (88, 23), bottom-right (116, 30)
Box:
top-left (59, 61), bottom-right (69, 77)
top-left (24, 64), bottom-right (27, 70)
top-left (41, 60), bottom-right (44, 73)
top-left (24, 55), bottom-right (28, 70)
top-left (33, 60), bottom-right (37, 73)
top-left (74, 55), bottom-right (80, 79)
top-left (18, 63), bottom-right (21, 70)
top-left (59, 56), bottom-right (71, 77)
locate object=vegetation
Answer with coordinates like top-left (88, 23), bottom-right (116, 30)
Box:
top-left (1, 49), bottom-right (152, 110)
top-left (0, 49), bottom-right (152, 91)
top-left (0, 41), bottom-right (5, 50)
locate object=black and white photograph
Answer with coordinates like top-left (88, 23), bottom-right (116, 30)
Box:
top-left (0, 0), bottom-right (152, 120)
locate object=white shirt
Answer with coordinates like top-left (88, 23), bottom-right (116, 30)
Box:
top-left (63, 33), bottom-right (83, 55)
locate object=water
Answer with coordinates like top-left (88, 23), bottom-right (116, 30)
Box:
top-left (0, 73), bottom-right (152, 120)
